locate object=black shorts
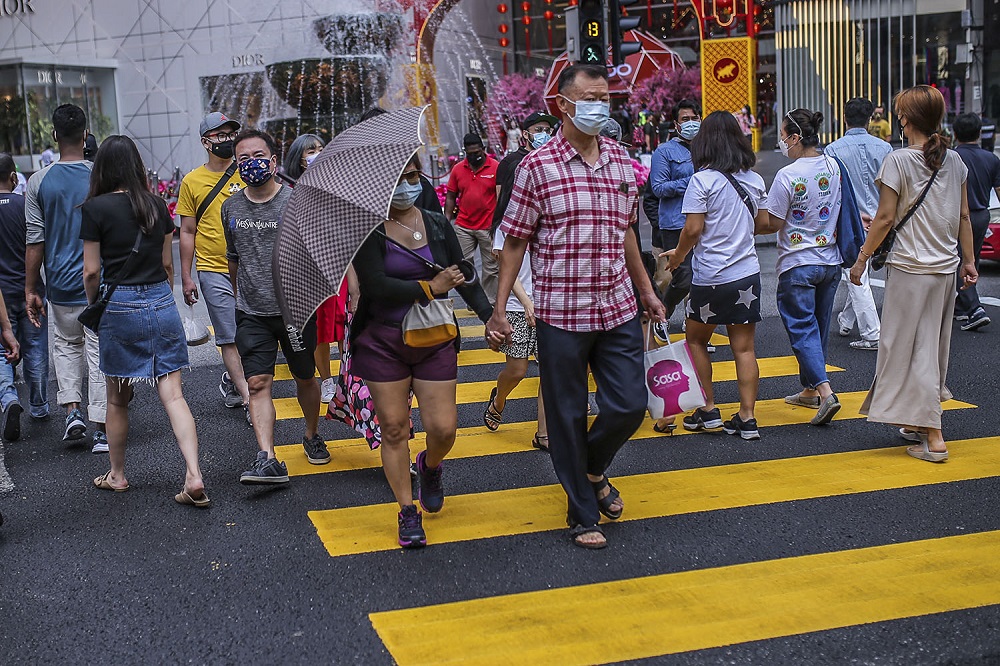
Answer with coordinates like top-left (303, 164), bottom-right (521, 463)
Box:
top-left (235, 310), bottom-right (317, 380)
top-left (686, 273), bottom-right (762, 326)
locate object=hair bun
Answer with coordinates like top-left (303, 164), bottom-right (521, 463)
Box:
top-left (809, 112), bottom-right (824, 131)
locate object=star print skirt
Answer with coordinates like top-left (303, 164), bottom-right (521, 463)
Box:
top-left (686, 273), bottom-right (762, 326)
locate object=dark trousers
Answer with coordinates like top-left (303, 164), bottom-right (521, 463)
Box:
top-left (536, 316), bottom-right (647, 528)
top-left (955, 209), bottom-right (990, 317)
top-left (655, 228), bottom-right (692, 317)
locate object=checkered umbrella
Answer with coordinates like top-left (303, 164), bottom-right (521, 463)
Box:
top-left (274, 106), bottom-right (427, 330)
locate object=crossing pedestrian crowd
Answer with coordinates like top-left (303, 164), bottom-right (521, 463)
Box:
top-left (0, 66), bottom-right (988, 550)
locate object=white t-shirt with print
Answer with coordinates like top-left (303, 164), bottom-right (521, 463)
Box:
top-left (768, 154), bottom-right (844, 276)
top-left (493, 229), bottom-right (533, 313)
top-left (681, 168), bottom-right (765, 286)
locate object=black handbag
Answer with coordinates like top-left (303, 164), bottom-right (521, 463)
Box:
top-left (870, 168), bottom-right (939, 271)
top-left (78, 229), bottom-right (144, 333)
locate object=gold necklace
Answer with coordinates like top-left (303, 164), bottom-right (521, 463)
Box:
top-left (389, 215), bottom-right (423, 241)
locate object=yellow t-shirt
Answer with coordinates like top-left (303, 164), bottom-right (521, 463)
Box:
top-left (175, 164), bottom-right (246, 274)
top-left (867, 119), bottom-right (891, 142)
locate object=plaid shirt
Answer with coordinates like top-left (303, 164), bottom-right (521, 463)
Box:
top-left (500, 131), bottom-right (639, 332)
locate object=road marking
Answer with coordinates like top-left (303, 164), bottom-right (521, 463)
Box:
top-left (369, 529), bottom-right (1000, 664)
top-left (308, 426), bottom-right (983, 558)
top-left (272, 355), bottom-right (834, 420)
top-left (272, 334), bottom-right (731, 381)
top-left (278, 387), bottom-right (956, 477)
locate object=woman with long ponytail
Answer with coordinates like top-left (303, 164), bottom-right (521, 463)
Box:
top-left (849, 85), bottom-right (978, 462)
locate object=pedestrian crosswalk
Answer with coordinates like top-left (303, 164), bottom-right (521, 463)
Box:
top-left (266, 313), bottom-right (989, 663)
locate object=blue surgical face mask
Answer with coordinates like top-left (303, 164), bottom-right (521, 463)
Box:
top-left (391, 179), bottom-right (423, 210)
top-left (678, 120), bottom-right (701, 141)
top-left (238, 157), bottom-right (274, 187)
top-left (304, 152), bottom-right (319, 166)
top-left (530, 131), bottom-right (552, 149)
top-left (560, 95), bottom-right (610, 136)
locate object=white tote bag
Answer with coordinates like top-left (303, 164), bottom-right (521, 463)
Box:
top-left (644, 323), bottom-right (707, 420)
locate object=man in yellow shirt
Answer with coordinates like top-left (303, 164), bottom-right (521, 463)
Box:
top-left (176, 112), bottom-right (250, 416)
top-left (867, 105), bottom-right (891, 142)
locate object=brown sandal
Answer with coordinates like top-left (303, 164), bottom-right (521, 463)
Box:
top-left (484, 387), bottom-right (503, 431)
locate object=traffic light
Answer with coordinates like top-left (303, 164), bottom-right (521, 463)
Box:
top-left (577, 0), bottom-right (606, 65)
top-left (609, 0), bottom-right (641, 65)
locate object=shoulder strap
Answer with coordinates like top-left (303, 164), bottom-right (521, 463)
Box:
top-left (100, 229), bottom-right (144, 303)
top-left (195, 161), bottom-right (238, 223)
top-left (721, 171), bottom-right (755, 218)
top-left (895, 168), bottom-right (940, 234)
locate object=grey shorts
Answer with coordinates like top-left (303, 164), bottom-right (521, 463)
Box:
top-left (198, 270), bottom-right (237, 345)
top-left (498, 311), bottom-right (537, 359)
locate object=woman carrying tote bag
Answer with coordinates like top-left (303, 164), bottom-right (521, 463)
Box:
top-left (849, 85), bottom-right (978, 462)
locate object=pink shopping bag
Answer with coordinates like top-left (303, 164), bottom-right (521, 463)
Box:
top-left (644, 323), bottom-right (707, 420)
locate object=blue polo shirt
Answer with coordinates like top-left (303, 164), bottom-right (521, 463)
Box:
top-left (954, 143), bottom-right (1000, 212)
top-left (649, 138), bottom-right (694, 230)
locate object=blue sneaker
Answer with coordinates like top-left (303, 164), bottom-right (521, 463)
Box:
top-left (63, 409), bottom-right (86, 441)
top-left (397, 504), bottom-right (426, 549)
top-left (239, 450), bottom-right (289, 485)
top-left (415, 450), bottom-right (444, 513)
top-left (91, 430), bottom-right (109, 454)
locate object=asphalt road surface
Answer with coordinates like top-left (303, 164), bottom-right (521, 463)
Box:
top-left (2, 252), bottom-right (1000, 664)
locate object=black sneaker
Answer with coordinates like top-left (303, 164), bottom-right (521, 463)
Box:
top-left (961, 308), bottom-right (991, 331)
top-left (683, 407), bottom-right (724, 431)
top-left (220, 372), bottom-right (242, 408)
top-left (63, 408), bottom-right (86, 441)
top-left (303, 433), bottom-right (330, 465)
top-left (416, 450), bottom-right (444, 513)
top-left (244, 403), bottom-right (252, 427)
top-left (397, 504), bottom-right (426, 549)
top-left (723, 413), bottom-right (760, 440)
top-left (239, 450), bottom-right (289, 485)
top-left (2, 402), bottom-right (22, 442)
top-left (652, 321), bottom-right (669, 344)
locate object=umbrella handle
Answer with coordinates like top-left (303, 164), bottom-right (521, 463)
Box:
top-left (373, 228), bottom-right (446, 272)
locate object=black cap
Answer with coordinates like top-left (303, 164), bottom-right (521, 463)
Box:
top-left (520, 111), bottom-right (559, 130)
top-left (463, 133), bottom-right (484, 148)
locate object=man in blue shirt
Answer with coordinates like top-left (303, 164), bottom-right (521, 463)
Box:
top-left (0, 153), bottom-right (49, 442)
top-left (649, 99), bottom-right (700, 321)
top-left (825, 98), bottom-right (892, 350)
top-left (25, 104), bottom-right (107, 451)
top-left (952, 112), bottom-right (1000, 331)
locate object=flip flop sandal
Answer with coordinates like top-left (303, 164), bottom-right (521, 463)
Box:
top-left (898, 428), bottom-right (923, 443)
top-left (483, 387), bottom-right (503, 432)
top-left (175, 489), bottom-right (211, 507)
top-left (93, 471), bottom-right (129, 493)
top-left (652, 421), bottom-right (676, 435)
top-left (568, 523), bottom-right (607, 550)
top-left (906, 435), bottom-right (949, 463)
top-left (531, 433), bottom-right (549, 452)
top-left (591, 477), bottom-right (623, 520)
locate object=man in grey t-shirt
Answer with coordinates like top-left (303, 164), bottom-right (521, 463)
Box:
top-left (222, 130), bottom-right (327, 484)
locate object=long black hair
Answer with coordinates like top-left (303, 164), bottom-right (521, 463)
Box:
top-left (87, 135), bottom-right (161, 235)
top-left (282, 133), bottom-right (323, 180)
top-left (690, 111), bottom-right (756, 173)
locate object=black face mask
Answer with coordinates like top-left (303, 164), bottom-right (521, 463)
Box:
top-left (208, 140), bottom-right (234, 160)
top-left (467, 153), bottom-right (484, 167)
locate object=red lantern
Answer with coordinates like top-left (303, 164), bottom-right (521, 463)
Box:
top-left (499, 24), bottom-right (509, 33)
top-left (567, 0), bottom-right (578, 5)
top-left (522, 15), bottom-right (531, 24)
top-left (497, 3), bottom-right (508, 13)
top-left (521, 1), bottom-right (530, 11)
top-left (499, 37), bottom-right (510, 47)
top-left (545, 0), bottom-right (552, 3)
top-left (544, 9), bottom-right (554, 19)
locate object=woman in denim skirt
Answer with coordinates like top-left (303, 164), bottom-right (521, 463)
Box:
top-left (80, 136), bottom-right (209, 506)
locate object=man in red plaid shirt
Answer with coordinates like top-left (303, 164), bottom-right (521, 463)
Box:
top-left (487, 64), bottom-right (667, 549)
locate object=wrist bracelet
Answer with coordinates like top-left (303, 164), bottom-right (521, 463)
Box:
top-left (858, 247), bottom-right (871, 259)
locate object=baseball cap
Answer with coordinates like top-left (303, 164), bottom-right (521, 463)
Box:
top-left (600, 118), bottom-right (623, 141)
top-left (200, 112), bottom-right (240, 137)
top-left (520, 111), bottom-right (559, 130)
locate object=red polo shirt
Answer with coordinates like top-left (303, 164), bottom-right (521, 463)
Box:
top-left (446, 156), bottom-right (498, 231)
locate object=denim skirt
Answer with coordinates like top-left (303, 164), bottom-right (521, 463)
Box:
top-left (98, 281), bottom-right (188, 382)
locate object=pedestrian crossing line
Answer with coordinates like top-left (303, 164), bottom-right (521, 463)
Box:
top-left (278, 389), bottom-right (972, 477)
top-left (272, 354), bottom-right (834, 420)
top-left (308, 431), bottom-right (988, 557)
top-left (368, 529), bottom-right (1000, 665)
top-left (272, 333), bottom-right (732, 381)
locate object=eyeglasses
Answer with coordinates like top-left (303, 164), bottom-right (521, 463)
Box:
top-left (527, 126), bottom-right (554, 135)
top-left (204, 131), bottom-right (236, 142)
top-left (398, 170), bottom-right (422, 185)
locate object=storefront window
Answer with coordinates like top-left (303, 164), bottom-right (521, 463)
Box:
top-left (0, 66), bottom-right (27, 156)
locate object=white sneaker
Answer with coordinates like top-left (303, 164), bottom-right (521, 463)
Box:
top-left (320, 377), bottom-right (337, 404)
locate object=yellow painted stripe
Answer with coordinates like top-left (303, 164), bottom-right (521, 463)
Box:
top-left (278, 387), bottom-right (939, 477)
top-left (274, 333), bottom-right (731, 381)
top-left (273, 354), bottom-right (831, 420)
top-left (307, 423), bottom-right (982, 558)
top-left (369, 530), bottom-right (1000, 665)
top-left (454, 308), bottom-right (477, 318)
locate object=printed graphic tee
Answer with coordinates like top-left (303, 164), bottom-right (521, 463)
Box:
top-left (768, 154), bottom-right (843, 276)
top-left (222, 185), bottom-right (291, 317)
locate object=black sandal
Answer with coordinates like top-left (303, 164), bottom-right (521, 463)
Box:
top-left (531, 433), bottom-right (549, 452)
top-left (484, 387), bottom-right (503, 431)
top-left (591, 477), bottom-right (623, 520)
top-left (568, 523), bottom-right (607, 549)
top-left (652, 420), bottom-right (676, 435)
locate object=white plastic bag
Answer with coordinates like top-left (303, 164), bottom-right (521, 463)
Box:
top-left (182, 303), bottom-right (210, 346)
top-left (644, 323), bottom-right (706, 420)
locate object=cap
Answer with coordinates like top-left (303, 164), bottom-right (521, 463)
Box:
top-left (463, 132), bottom-right (484, 148)
top-left (199, 112), bottom-right (240, 137)
top-left (520, 111), bottom-right (559, 130)
top-left (600, 118), bottom-right (623, 141)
